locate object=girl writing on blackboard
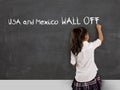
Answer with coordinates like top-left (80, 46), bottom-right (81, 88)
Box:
top-left (70, 23), bottom-right (104, 90)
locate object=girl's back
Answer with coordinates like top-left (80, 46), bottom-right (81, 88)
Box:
top-left (71, 39), bottom-right (101, 82)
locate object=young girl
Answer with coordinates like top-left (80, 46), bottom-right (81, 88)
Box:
top-left (70, 24), bottom-right (104, 90)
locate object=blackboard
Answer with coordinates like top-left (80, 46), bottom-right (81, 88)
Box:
top-left (0, 0), bottom-right (120, 79)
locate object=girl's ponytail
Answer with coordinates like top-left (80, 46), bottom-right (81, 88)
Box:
top-left (70, 27), bottom-right (88, 56)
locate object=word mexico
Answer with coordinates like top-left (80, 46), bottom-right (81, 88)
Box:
top-left (8, 16), bottom-right (100, 25)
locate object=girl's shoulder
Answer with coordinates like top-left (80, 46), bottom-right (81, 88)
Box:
top-left (88, 39), bottom-right (102, 49)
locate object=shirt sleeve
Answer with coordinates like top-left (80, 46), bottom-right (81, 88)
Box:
top-left (70, 51), bottom-right (77, 66)
top-left (90, 39), bottom-right (102, 49)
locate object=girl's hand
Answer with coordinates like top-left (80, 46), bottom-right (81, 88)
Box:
top-left (96, 23), bottom-right (102, 30)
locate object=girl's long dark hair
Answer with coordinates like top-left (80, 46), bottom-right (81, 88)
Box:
top-left (70, 27), bottom-right (88, 56)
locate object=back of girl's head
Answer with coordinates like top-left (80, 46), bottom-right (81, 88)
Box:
top-left (70, 27), bottom-right (88, 56)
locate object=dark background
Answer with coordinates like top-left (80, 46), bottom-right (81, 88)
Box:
top-left (0, 0), bottom-right (120, 79)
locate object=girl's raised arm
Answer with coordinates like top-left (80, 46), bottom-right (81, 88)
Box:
top-left (96, 24), bottom-right (104, 42)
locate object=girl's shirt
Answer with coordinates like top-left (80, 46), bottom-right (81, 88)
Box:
top-left (70, 39), bottom-right (102, 82)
